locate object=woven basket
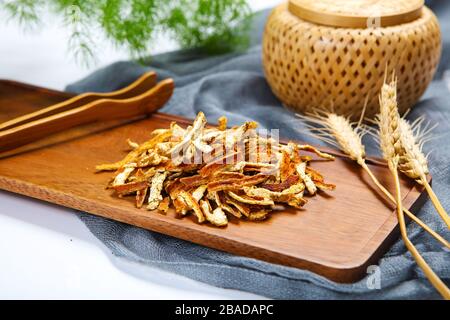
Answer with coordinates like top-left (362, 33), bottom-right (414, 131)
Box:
top-left (262, 0), bottom-right (442, 120)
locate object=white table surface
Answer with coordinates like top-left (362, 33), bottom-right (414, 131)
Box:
top-left (0, 0), bottom-right (280, 299)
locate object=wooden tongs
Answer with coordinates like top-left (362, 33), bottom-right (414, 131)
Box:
top-left (0, 72), bottom-right (174, 153)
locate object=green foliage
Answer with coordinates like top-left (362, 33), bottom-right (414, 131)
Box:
top-left (60, 1), bottom-right (98, 67)
top-left (1, 0), bottom-right (252, 65)
top-left (164, 0), bottom-right (251, 53)
top-left (2, 0), bottom-right (44, 28)
top-left (101, 0), bottom-right (158, 56)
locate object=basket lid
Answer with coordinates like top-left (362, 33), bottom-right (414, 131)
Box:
top-left (288, 0), bottom-right (424, 28)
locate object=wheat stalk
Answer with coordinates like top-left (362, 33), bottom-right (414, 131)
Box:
top-left (296, 111), bottom-right (449, 249)
top-left (378, 78), bottom-right (450, 299)
top-left (397, 118), bottom-right (450, 228)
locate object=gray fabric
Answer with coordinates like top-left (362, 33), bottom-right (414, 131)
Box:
top-left (67, 3), bottom-right (450, 299)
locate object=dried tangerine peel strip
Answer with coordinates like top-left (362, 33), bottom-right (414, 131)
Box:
top-left (214, 191), bottom-right (242, 218)
top-left (227, 191), bottom-right (274, 206)
top-left (200, 199), bottom-right (228, 227)
top-left (297, 144), bottom-right (334, 160)
top-left (296, 162), bottom-right (317, 195)
top-left (147, 171), bottom-right (168, 210)
top-left (217, 116), bottom-right (227, 131)
top-left (178, 191), bottom-right (205, 223)
top-left (113, 181), bottom-right (149, 195)
top-left (96, 131), bottom-right (173, 171)
top-left (136, 187), bottom-right (148, 209)
top-left (158, 197), bottom-right (170, 213)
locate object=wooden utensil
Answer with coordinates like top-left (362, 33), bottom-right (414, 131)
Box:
top-left (0, 71), bottom-right (158, 132)
top-left (0, 78), bottom-right (174, 153)
top-left (0, 80), bottom-right (429, 283)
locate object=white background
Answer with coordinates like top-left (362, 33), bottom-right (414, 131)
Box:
top-left (0, 0), bottom-right (281, 299)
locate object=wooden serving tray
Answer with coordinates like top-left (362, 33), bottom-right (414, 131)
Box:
top-left (0, 79), bottom-right (427, 283)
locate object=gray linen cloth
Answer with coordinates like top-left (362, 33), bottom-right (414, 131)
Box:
top-left (67, 2), bottom-right (450, 299)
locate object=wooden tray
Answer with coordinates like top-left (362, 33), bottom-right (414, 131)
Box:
top-left (0, 79), bottom-right (427, 283)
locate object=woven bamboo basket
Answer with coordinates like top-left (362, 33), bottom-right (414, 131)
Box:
top-left (262, 0), bottom-right (442, 120)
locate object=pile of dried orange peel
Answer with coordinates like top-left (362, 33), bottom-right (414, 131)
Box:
top-left (97, 112), bottom-right (335, 227)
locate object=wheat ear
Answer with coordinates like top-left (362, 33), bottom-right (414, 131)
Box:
top-left (378, 80), bottom-right (403, 169)
top-left (296, 112), bottom-right (449, 249)
top-left (378, 79), bottom-right (450, 299)
top-left (397, 118), bottom-right (450, 228)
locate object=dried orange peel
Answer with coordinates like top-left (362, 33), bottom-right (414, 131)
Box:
top-left (97, 112), bottom-right (335, 227)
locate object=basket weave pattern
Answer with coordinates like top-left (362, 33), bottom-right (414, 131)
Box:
top-left (263, 4), bottom-right (441, 119)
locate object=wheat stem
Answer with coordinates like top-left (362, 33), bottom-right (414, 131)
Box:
top-left (421, 176), bottom-right (450, 229)
top-left (360, 162), bottom-right (450, 248)
top-left (391, 163), bottom-right (450, 299)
